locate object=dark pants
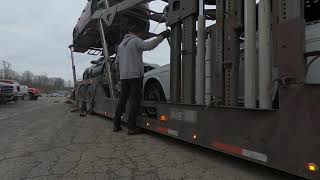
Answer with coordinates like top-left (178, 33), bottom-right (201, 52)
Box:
top-left (114, 78), bottom-right (143, 130)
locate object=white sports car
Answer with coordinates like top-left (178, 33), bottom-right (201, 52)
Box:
top-left (143, 64), bottom-right (169, 116)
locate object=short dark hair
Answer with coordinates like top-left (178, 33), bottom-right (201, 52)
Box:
top-left (127, 20), bottom-right (150, 34)
top-left (128, 25), bottom-right (144, 33)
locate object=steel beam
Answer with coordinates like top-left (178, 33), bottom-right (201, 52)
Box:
top-left (205, 34), bottom-right (213, 105)
top-left (68, 45), bottom-right (77, 86)
top-left (259, 0), bottom-right (272, 109)
top-left (181, 16), bottom-right (196, 104)
top-left (223, 0), bottom-right (243, 107)
top-left (170, 23), bottom-right (182, 103)
top-left (214, 0), bottom-right (225, 106)
top-left (272, 0), bottom-right (306, 83)
top-left (196, 0), bottom-right (206, 105)
top-left (98, 19), bottom-right (115, 99)
top-left (244, 0), bottom-right (257, 108)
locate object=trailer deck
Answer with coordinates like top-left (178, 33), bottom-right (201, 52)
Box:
top-left (70, 0), bottom-right (320, 179)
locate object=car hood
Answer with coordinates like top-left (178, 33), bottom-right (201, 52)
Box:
top-left (0, 82), bottom-right (13, 86)
top-left (144, 64), bottom-right (170, 77)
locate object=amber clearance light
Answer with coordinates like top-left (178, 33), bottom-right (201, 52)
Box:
top-left (159, 115), bottom-right (168, 122)
top-left (307, 163), bottom-right (318, 172)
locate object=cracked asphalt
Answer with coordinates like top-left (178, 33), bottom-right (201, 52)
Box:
top-left (0, 97), bottom-right (301, 180)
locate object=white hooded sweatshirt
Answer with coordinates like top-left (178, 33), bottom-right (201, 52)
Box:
top-left (117, 34), bottom-right (164, 80)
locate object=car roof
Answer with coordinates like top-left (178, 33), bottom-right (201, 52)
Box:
top-left (0, 79), bottom-right (18, 84)
top-left (0, 82), bottom-right (12, 85)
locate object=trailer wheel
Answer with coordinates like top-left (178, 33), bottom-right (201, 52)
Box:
top-left (144, 81), bottom-right (166, 118)
top-left (86, 85), bottom-right (95, 115)
top-left (78, 86), bottom-right (87, 112)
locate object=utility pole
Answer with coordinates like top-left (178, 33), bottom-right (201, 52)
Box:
top-left (68, 45), bottom-right (77, 86)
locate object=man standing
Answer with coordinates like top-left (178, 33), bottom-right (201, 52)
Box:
top-left (113, 25), bottom-right (170, 135)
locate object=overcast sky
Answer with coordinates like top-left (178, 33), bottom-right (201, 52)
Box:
top-left (0, 0), bottom-right (169, 82)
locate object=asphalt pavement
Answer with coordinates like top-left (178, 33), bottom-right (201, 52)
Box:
top-left (0, 97), bottom-right (302, 180)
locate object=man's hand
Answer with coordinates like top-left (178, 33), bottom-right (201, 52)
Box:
top-left (159, 30), bottom-right (171, 38)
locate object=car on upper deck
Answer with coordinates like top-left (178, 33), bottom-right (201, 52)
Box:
top-left (73, 0), bottom-right (151, 55)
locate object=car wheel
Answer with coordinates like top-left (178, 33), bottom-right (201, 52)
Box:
top-left (78, 86), bottom-right (87, 112)
top-left (26, 94), bottom-right (32, 100)
top-left (144, 82), bottom-right (166, 118)
top-left (86, 85), bottom-right (95, 115)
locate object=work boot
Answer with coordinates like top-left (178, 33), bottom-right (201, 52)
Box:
top-left (127, 128), bottom-right (144, 135)
top-left (113, 126), bottom-right (122, 132)
top-left (80, 111), bottom-right (87, 117)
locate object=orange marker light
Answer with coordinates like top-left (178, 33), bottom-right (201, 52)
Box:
top-left (307, 163), bottom-right (318, 172)
top-left (159, 115), bottom-right (168, 122)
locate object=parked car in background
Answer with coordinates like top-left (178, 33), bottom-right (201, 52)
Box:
top-left (20, 85), bottom-right (29, 100)
top-left (0, 79), bottom-right (20, 101)
top-left (50, 93), bottom-right (58, 97)
top-left (28, 88), bottom-right (40, 100)
top-left (0, 82), bottom-right (15, 103)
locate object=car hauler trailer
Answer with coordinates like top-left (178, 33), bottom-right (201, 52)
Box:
top-left (70, 0), bottom-right (320, 179)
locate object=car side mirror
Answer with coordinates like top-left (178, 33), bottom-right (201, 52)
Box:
top-left (90, 60), bottom-right (98, 64)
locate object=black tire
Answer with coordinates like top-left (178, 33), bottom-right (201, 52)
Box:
top-left (86, 85), bottom-right (95, 115)
top-left (78, 86), bottom-right (87, 112)
top-left (13, 96), bottom-right (18, 102)
top-left (144, 82), bottom-right (166, 118)
top-left (26, 93), bottom-right (32, 100)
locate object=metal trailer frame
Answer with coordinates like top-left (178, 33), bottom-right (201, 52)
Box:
top-left (70, 0), bottom-right (320, 179)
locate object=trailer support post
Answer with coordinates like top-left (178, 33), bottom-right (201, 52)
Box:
top-left (259, 0), bottom-right (272, 109)
top-left (182, 16), bottom-right (196, 104)
top-left (244, 0), bottom-right (257, 108)
top-left (196, 0), bottom-right (206, 105)
top-left (223, 0), bottom-right (243, 107)
top-left (205, 34), bottom-right (213, 105)
top-left (170, 23), bottom-right (182, 103)
top-left (98, 19), bottom-right (115, 99)
top-left (214, 0), bottom-right (225, 106)
top-left (68, 45), bottom-right (77, 87)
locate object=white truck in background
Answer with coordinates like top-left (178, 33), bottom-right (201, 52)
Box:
top-left (0, 82), bottom-right (15, 103)
top-left (0, 79), bottom-right (21, 101)
top-left (20, 85), bottom-right (29, 100)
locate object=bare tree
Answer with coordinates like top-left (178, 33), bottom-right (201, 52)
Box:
top-left (0, 61), bottom-right (67, 93)
top-left (20, 71), bottom-right (34, 85)
top-left (1, 60), bottom-right (12, 79)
